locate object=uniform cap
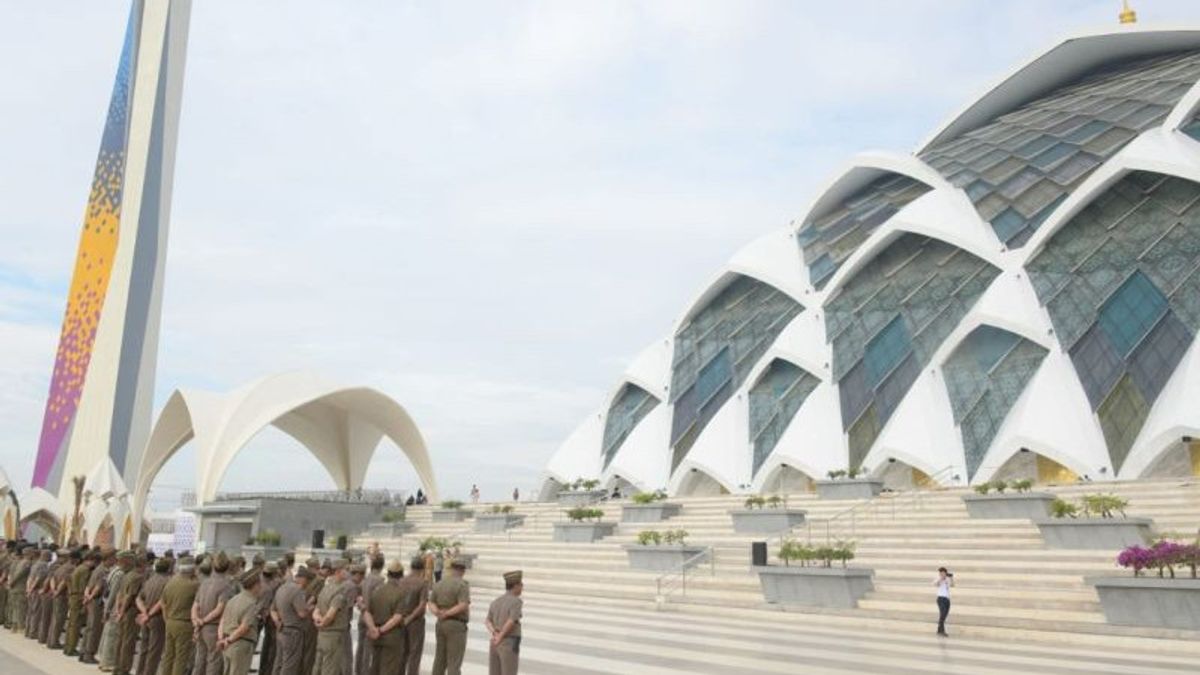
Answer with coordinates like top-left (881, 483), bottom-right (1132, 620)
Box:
top-left (349, 563), bottom-right (366, 575)
top-left (264, 562), bottom-right (279, 574)
top-left (503, 570), bottom-right (523, 586)
top-left (449, 561), bottom-right (467, 571)
top-left (252, 554), bottom-right (265, 566)
top-left (330, 559), bottom-right (348, 571)
top-left (386, 560), bottom-right (404, 575)
top-left (320, 559), bottom-right (333, 570)
top-left (239, 570), bottom-right (261, 588)
top-left (198, 560), bottom-right (213, 574)
top-left (116, 550), bottom-right (135, 561)
top-left (295, 567), bottom-right (315, 580)
top-left (305, 557), bottom-right (320, 568)
top-left (154, 558), bottom-right (171, 573)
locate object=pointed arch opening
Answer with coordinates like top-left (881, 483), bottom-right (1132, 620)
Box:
top-left (987, 448), bottom-right (1080, 486)
top-left (675, 467), bottom-right (730, 497)
top-left (757, 464), bottom-right (815, 494)
top-left (1139, 437), bottom-right (1200, 478)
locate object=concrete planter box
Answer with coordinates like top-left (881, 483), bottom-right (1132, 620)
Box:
top-left (556, 490), bottom-right (606, 506)
top-left (367, 521), bottom-right (416, 537)
top-left (623, 545), bottom-right (707, 572)
top-left (621, 503), bottom-right (682, 523)
top-left (432, 509), bottom-right (474, 523)
top-left (728, 509), bottom-right (807, 534)
top-left (815, 479), bottom-right (884, 500)
top-left (240, 545), bottom-right (290, 561)
top-left (552, 522), bottom-right (617, 543)
top-left (473, 514), bottom-right (525, 533)
top-left (961, 492), bottom-right (1056, 519)
top-left (754, 565), bottom-right (875, 608)
top-left (1033, 517), bottom-right (1154, 549)
top-left (1087, 577), bottom-right (1200, 630)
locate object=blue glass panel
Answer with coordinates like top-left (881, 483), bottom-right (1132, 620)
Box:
top-left (1183, 117), bottom-right (1200, 142)
top-left (863, 316), bottom-right (912, 387)
top-left (601, 384), bottom-right (660, 469)
top-left (749, 360), bottom-right (820, 476)
top-left (1097, 271), bottom-right (1168, 356)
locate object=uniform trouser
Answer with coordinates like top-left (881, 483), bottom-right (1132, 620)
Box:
top-left (194, 624), bottom-right (221, 675)
top-left (431, 619), bottom-right (467, 675)
top-left (342, 622), bottom-right (354, 675)
top-left (489, 636), bottom-right (520, 675)
top-left (100, 617), bottom-right (120, 668)
top-left (301, 623), bottom-right (318, 675)
top-left (274, 626), bottom-right (304, 675)
top-left (9, 590), bottom-right (26, 632)
top-left (260, 620), bottom-right (276, 675)
top-left (354, 621), bottom-right (372, 675)
top-left (223, 638), bottom-right (255, 675)
top-left (161, 620), bottom-right (194, 675)
top-left (0, 586), bottom-right (8, 626)
top-left (64, 596), bottom-right (84, 653)
top-left (138, 617), bottom-right (166, 675)
top-left (314, 630), bottom-right (347, 675)
top-left (403, 619), bottom-right (425, 675)
top-left (83, 601), bottom-right (104, 657)
top-left (24, 593), bottom-right (39, 637)
top-left (48, 594), bottom-right (67, 647)
top-left (39, 594), bottom-right (54, 643)
top-left (115, 611), bottom-right (139, 675)
top-left (370, 636), bottom-right (404, 675)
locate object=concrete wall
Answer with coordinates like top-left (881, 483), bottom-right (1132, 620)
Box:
top-left (197, 498), bottom-right (385, 551)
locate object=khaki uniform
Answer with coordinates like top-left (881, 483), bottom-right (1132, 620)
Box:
top-left (115, 567), bottom-right (145, 675)
top-left (486, 593), bottom-right (523, 675)
top-left (82, 562), bottom-right (111, 659)
top-left (221, 590), bottom-right (261, 675)
top-left (47, 560), bottom-right (72, 648)
top-left (193, 574), bottom-right (232, 675)
top-left (314, 579), bottom-right (349, 675)
top-left (26, 559), bottom-right (48, 639)
top-left (356, 573), bottom-right (384, 675)
top-left (137, 571), bottom-right (171, 675)
top-left (396, 575), bottom-right (428, 675)
top-left (302, 575), bottom-right (326, 675)
top-left (64, 562), bottom-right (91, 655)
top-left (430, 576), bottom-right (470, 675)
top-left (258, 575), bottom-right (282, 675)
top-left (98, 565), bottom-right (126, 669)
top-left (160, 574), bottom-right (200, 675)
top-left (8, 557), bottom-right (30, 632)
top-left (365, 580), bottom-right (405, 675)
top-left (273, 580), bottom-right (311, 675)
top-left (38, 561), bottom-right (58, 643)
top-left (0, 552), bottom-right (9, 629)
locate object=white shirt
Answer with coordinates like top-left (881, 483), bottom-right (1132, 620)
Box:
top-left (936, 577), bottom-right (951, 598)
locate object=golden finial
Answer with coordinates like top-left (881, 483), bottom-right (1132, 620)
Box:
top-left (1119, 0), bottom-right (1137, 24)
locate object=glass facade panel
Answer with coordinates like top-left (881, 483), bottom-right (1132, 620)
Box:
top-left (601, 383), bottom-right (660, 469)
top-left (942, 326), bottom-right (1049, 479)
top-left (797, 173), bottom-right (932, 289)
top-left (669, 275), bottom-right (804, 471)
top-left (828, 234), bottom-right (999, 466)
top-left (920, 51), bottom-right (1200, 246)
top-left (1028, 171), bottom-right (1200, 471)
top-left (748, 360), bottom-right (821, 476)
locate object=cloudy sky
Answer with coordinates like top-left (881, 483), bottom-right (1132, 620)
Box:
top-left (2, 1), bottom-right (1197, 509)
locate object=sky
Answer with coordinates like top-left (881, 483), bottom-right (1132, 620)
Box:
top-left (2, 1), bottom-right (1198, 510)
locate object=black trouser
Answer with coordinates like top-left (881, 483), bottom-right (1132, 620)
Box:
top-left (936, 597), bottom-right (951, 633)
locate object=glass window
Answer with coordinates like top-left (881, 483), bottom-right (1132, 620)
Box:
top-left (863, 316), bottom-right (913, 388)
top-left (1127, 311), bottom-right (1193, 404)
top-left (1098, 271), bottom-right (1169, 356)
top-left (1069, 324), bottom-right (1125, 410)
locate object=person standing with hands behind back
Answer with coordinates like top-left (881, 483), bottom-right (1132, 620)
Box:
top-left (935, 567), bottom-right (954, 636)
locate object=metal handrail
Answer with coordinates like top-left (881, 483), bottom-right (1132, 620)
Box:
top-left (654, 546), bottom-right (715, 608)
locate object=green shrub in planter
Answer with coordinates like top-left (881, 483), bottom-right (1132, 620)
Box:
top-left (631, 490), bottom-right (667, 505)
top-left (846, 467), bottom-right (863, 479)
top-left (826, 469), bottom-right (846, 480)
top-left (380, 510), bottom-right (406, 523)
top-left (568, 478), bottom-right (601, 491)
top-left (662, 529), bottom-right (689, 545)
top-left (973, 483), bottom-right (992, 495)
top-left (488, 504), bottom-right (515, 514)
top-left (1050, 498), bottom-right (1078, 519)
top-left (778, 539), bottom-right (856, 568)
top-left (989, 479), bottom-right (1008, 494)
top-left (566, 507), bottom-right (604, 522)
top-left (418, 536), bottom-right (462, 553)
top-left (765, 495), bottom-right (784, 508)
top-left (744, 495), bottom-right (766, 510)
top-left (255, 529), bottom-right (282, 546)
top-left (1081, 494), bottom-right (1129, 519)
top-left (1009, 479), bottom-right (1033, 493)
top-left (636, 530), bottom-right (662, 546)
top-left (440, 500), bottom-right (465, 510)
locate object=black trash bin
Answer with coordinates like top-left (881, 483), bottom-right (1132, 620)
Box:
top-left (312, 529), bottom-right (325, 550)
top-left (751, 541), bottom-right (768, 567)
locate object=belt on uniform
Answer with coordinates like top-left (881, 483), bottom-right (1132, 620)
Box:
top-left (239, 637), bottom-right (256, 645)
top-left (438, 616), bottom-right (467, 624)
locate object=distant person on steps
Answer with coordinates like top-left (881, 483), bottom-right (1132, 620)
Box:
top-left (935, 567), bottom-right (954, 636)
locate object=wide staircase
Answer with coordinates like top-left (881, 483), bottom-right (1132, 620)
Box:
top-left (349, 479), bottom-right (1200, 674)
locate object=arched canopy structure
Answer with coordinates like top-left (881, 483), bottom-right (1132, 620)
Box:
top-left (132, 372), bottom-right (437, 521)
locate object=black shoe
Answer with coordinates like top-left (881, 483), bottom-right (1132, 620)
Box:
top-left (80, 656), bottom-right (99, 665)
top-left (937, 631), bottom-right (948, 637)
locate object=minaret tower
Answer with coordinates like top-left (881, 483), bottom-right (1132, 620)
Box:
top-left (32, 0), bottom-right (192, 507)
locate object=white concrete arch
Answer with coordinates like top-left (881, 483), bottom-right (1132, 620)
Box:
top-left (542, 407), bottom-right (604, 491)
top-left (1165, 78), bottom-right (1200, 133)
top-left (919, 26), bottom-right (1200, 151)
top-left (601, 403), bottom-right (671, 493)
top-left (1020, 127), bottom-right (1200, 261)
top-left (669, 462), bottom-right (735, 497)
top-left (794, 151), bottom-right (951, 230)
top-left (131, 372), bottom-right (436, 523)
top-left (819, 189), bottom-right (1004, 305)
top-left (1118, 332), bottom-right (1200, 479)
